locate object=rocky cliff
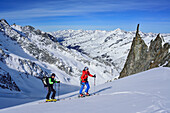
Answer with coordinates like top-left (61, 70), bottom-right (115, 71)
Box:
top-left (0, 68), bottom-right (20, 91)
top-left (119, 24), bottom-right (170, 78)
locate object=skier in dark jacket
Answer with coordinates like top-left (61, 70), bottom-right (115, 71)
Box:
top-left (46, 73), bottom-right (60, 102)
top-left (79, 67), bottom-right (96, 97)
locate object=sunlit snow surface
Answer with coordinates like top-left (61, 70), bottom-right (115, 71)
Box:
top-left (0, 67), bottom-right (170, 113)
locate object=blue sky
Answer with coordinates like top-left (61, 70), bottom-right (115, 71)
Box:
top-left (0, 0), bottom-right (170, 33)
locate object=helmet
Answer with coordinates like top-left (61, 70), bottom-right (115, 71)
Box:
top-left (84, 67), bottom-right (89, 71)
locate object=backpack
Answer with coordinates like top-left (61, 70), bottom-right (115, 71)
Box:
top-left (80, 71), bottom-right (83, 85)
top-left (42, 76), bottom-right (48, 87)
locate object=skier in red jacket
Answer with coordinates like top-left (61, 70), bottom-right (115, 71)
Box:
top-left (79, 67), bottom-right (96, 97)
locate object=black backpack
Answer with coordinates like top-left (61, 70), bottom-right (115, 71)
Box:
top-left (42, 76), bottom-right (48, 87)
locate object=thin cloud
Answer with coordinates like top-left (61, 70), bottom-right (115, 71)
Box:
top-left (36, 25), bottom-right (119, 32)
top-left (0, 0), bottom-right (169, 19)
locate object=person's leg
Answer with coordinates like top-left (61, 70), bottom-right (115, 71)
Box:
top-left (46, 86), bottom-right (51, 99)
top-left (85, 82), bottom-right (90, 93)
top-left (51, 86), bottom-right (56, 99)
top-left (79, 82), bottom-right (85, 94)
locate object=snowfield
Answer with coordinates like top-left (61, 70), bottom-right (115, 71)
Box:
top-left (0, 67), bottom-right (170, 113)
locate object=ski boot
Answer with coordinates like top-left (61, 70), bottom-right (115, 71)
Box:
top-left (85, 92), bottom-right (90, 96)
top-left (46, 99), bottom-right (52, 102)
top-left (78, 94), bottom-right (84, 98)
top-left (51, 99), bottom-right (57, 102)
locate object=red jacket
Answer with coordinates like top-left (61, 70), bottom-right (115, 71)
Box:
top-left (81, 70), bottom-right (93, 83)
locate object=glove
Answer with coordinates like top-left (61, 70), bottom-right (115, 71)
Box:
top-left (93, 74), bottom-right (96, 78)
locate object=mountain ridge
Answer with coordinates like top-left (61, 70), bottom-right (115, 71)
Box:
top-left (50, 27), bottom-right (170, 75)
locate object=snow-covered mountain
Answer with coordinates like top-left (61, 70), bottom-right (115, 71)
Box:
top-left (0, 19), bottom-right (115, 101)
top-left (1, 67), bottom-right (170, 113)
top-left (50, 29), bottom-right (170, 73)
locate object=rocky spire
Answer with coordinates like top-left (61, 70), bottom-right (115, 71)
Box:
top-left (119, 25), bottom-right (170, 79)
top-left (119, 24), bottom-right (148, 78)
top-left (135, 24), bottom-right (140, 37)
top-left (148, 34), bottom-right (170, 68)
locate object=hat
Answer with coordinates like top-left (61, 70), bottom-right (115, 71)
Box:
top-left (51, 73), bottom-right (56, 77)
top-left (84, 67), bottom-right (89, 71)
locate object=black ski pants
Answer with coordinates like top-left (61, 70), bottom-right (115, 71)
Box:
top-left (46, 85), bottom-right (56, 99)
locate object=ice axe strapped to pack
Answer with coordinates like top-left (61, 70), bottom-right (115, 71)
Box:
top-left (42, 76), bottom-right (48, 87)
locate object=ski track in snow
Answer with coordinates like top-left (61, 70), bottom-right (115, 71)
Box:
top-left (100, 91), bottom-right (169, 113)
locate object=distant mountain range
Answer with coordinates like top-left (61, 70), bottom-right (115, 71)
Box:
top-left (50, 27), bottom-right (170, 76)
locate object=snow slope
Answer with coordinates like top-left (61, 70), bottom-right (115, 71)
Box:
top-left (1, 67), bottom-right (170, 113)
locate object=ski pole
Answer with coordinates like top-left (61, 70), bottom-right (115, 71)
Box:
top-left (58, 83), bottom-right (60, 100)
top-left (94, 76), bottom-right (96, 95)
top-left (55, 82), bottom-right (56, 91)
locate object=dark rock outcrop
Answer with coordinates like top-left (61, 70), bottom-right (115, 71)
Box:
top-left (119, 24), bottom-right (170, 78)
top-left (0, 68), bottom-right (20, 91)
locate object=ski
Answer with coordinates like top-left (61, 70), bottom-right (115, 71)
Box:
top-left (38, 101), bottom-right (56, 104)
top-left (38, 93), bottom-right (99, 104)
top-left (38, 99), bottom-right (59, 104)
top-left (77, 93), bottom-right (99, 98)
